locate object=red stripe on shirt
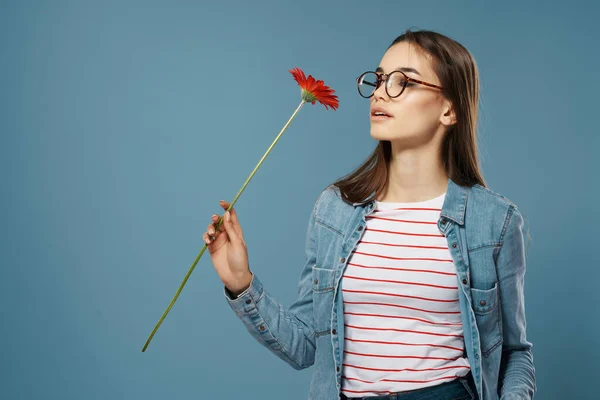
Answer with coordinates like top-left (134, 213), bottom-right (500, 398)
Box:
top-left (341, 288), bottom-right (459, 303)
top-left (344, 274), bottom-right (459, 290)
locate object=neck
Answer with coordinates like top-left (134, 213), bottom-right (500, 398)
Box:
top-left (378, 146), bottom-right (448, 203)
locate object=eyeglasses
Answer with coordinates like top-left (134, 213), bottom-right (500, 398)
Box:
top-left (356, 70), bottom-right (443, 99)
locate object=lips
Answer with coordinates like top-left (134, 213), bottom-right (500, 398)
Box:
top-left (370, 106), bottom-right (393, 118)
top-left (371, 106), bottom-right (393, 122)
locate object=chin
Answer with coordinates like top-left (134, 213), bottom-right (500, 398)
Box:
top-left (370, 125), bottom-right (398, 140)
top-left (370, 126), bottom-right (423, 145)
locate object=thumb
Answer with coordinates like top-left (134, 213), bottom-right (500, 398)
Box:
top-left (222, 211), bottom-right (240, 245)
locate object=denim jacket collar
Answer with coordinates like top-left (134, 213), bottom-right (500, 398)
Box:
top-left (351, 177), bottom-right (469, 226)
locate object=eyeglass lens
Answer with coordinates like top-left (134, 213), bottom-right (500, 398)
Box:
top-left (358, 71), bottom-right (407, 98)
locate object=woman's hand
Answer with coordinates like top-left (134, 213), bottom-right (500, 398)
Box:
top-left (203, 200), bottom-right (252, 295)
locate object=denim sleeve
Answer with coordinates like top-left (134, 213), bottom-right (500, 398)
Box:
top-left (496, 206), bottom-right (537, 399)
top-left (222, 192), bottom-right (323, 370)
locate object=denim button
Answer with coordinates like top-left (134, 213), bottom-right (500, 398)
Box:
top-left (314, 279), bottom-right (318, 284)
top-left (259, 325), bottom-right (265, 331)
top-left (245, 299), bottom-right (251, 304)
top-left (480, 300), bottom-right (486, 306)
top-left (441, 218), bottom-right (447, 224)
top-left (357, 226), bottom-right (363, 231)
top-left (462, 278), bottom-right (468, 284)
top-left (340, 257), bottom-right (345, 263)
top-left (336, 366), bottom-right (340, 372)
top-left (332, 329), bottom-right (337, 335)
top-left (452, 243), bottom-right (457, 248)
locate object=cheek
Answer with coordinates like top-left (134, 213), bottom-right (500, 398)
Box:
top-left (391, 95), bottom-right (441, 128)
top-left (398, 92), bottom-right (440, 114)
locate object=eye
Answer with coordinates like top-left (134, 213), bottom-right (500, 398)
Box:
top-left (400, 77), bottom-right (416, 86)
top-left (390, 75), bottom-right (409, 87)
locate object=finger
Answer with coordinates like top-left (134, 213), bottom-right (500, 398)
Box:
top-left (206, 222), bottom-right (222, 242)
top-left (219, 199), bottom-right (231, 211)
top-left (203, 231), bottom-right (213, 245)
top-left (212, 214), bottom-right (226, 232)
top-left (207, 222), bottom-right (217, 236)
top-left (221, 210), bottom-right (241, 245)
top-left (219, 200), bottom-right (242, 235)
top-left (219, 200), bottom-right (235, 213)
top-left (204, 226), bottom-right (227, 245)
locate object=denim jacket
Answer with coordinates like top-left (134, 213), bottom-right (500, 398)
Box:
top-left (224, 177), bottom-right (536, 400)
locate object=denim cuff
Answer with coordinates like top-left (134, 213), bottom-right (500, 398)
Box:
top-left (223, 272), bottom-right (264, 315)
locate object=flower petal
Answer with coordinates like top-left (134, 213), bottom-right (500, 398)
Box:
top-left (289, 67), bottom-right (339, 111)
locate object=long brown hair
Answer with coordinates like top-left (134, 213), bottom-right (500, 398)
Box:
top-left (331, 29), bottom-right (486, 205)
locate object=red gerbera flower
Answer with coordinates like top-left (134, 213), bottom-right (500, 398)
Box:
top-left (289, 67), bottom-right (339, 111)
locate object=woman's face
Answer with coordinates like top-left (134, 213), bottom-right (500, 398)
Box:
top-left (369, 41), bottom-right (453, 144)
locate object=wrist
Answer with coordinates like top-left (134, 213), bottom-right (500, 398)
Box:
top-left (227, 271), bottom-right (253, 297)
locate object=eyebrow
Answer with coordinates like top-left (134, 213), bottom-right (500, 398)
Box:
top-left (375, 66), bottom-right (421, 76)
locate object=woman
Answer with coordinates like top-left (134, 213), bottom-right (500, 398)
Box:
top-left (203, 29), bottom-right (536, 400)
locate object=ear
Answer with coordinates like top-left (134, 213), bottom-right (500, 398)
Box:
top-left (440, 100), bottom-right (457, 126)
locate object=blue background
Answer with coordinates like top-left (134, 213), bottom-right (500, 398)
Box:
top-left (1, 0), bottom-right (597, 398)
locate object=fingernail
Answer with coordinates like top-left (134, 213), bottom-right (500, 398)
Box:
top-left (226, 211), bottom-right (230, 221)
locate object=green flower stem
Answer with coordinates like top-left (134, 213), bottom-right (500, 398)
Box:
top-left (142, 99), bottom-right (306, 352)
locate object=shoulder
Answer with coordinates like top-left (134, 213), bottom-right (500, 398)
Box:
top-left (470, 184), bottom-right (520, 211)
top-left (315, 184), bottom-right (348, 211)
top-left (309, 184), bottom-right (356, 232)
top-left (307, 184), bottom-right (343, 220)
top-left (322, 184), bottom-right (338, 197)
top-left (467, 184), bottom-right (527, 243)
top-left (469, 183), bottom-right (524, 221)
top-left (312, 184), bottom-right (342, 207)
top-left (318, 184), bottom-right (357, 211)
top-left (313, 184), bottom-right (338, 209)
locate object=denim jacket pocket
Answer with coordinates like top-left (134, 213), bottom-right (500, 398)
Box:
top-left (470, 282), bottom-right (503, 357)
top-left (312, 266), bottom-right (336, 336)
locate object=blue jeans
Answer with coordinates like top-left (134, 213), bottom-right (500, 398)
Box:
top-left (339, 372), bottom-right (478, 400)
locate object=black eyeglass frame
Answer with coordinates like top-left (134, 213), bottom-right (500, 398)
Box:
top-left (356, 70), bottom-right (444, 99)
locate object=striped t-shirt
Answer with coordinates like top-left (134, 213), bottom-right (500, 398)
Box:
top-left (340, 191), bottom-right (471, 398)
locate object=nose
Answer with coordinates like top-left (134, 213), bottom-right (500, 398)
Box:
top-left (372, 75), bottom-right (388, 99)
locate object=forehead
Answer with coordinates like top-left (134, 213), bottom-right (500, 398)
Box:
top-left (378, 41), bottom-right (435, 76)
